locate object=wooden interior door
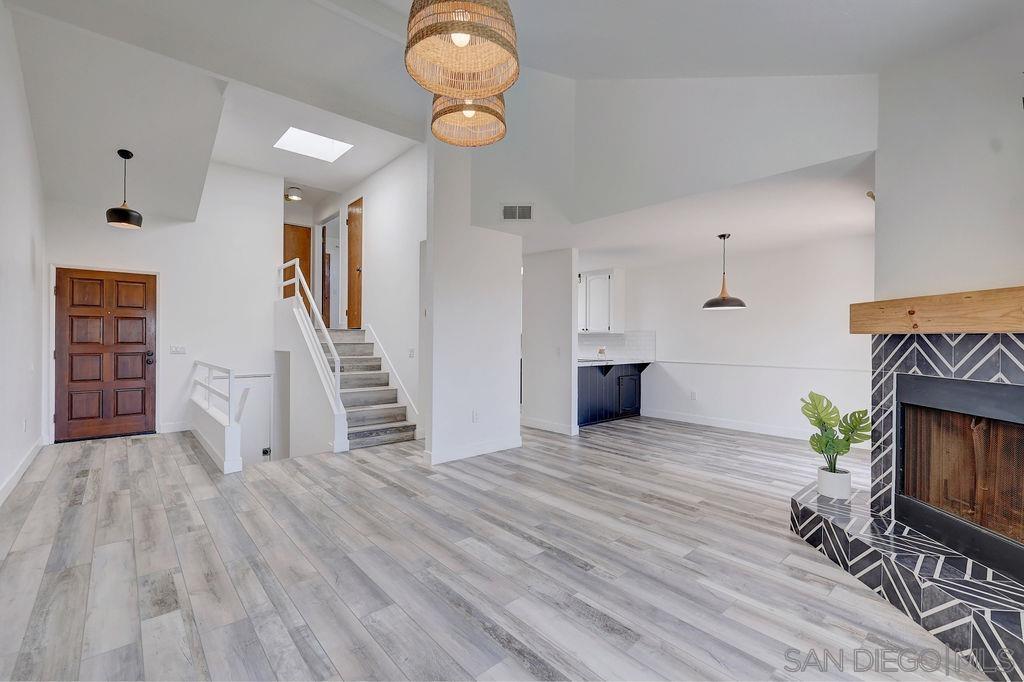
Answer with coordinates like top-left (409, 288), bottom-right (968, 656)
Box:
top-left (55, 268), bottom-right (157, 441)
top-left (321, 224), bottom-right (331, 328)
top-left (282, 223), bottom-right (311, 312)
top-left (347, 198), bottom-right (363, 329)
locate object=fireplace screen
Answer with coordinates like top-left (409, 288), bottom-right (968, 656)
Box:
top-left (903, 404), bottom-right (1024, 544)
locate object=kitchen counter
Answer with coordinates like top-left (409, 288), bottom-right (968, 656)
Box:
top-left (578, 362), bottom-right (649, 426)
top-left (577, 358), bottom-right (652, 367)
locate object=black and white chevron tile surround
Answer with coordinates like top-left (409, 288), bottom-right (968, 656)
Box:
top-left (870, 333), bottom-right (1024, 518)
top-left (791, 485), bottom-right (1024, 681)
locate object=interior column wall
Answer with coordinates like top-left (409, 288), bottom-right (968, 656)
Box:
top-left (522, 248), bottom-right (578, 435)
top-left (424, 140), bottom-right (523, 464)
top-left (0, 2), bottom-right (47, 502)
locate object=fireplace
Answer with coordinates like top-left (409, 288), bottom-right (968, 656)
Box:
top-left (895, 374), bottom-right (1024, 583)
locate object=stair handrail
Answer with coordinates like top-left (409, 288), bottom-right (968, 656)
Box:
top-left (278, 258), bottom-right (342, 408)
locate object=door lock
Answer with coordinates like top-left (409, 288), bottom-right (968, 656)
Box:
top-left (146, 358), bottom-right (154, 365)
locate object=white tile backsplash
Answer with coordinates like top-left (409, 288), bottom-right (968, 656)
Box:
top-left (578, 330), bottom-right (656, 361)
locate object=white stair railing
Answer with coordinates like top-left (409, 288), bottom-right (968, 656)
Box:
top-left (190, 360), bottom-right (251, 425)
top-left (189, 360), bottom-right (247, 473)
top-left (277, 258), bottom-right (342, 411)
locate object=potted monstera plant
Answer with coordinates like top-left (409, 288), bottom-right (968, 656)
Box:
top-left (800, 392), bottom-right (871, 499)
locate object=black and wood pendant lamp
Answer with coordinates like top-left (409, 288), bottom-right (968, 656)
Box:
top-left (106, 148), bottom-right (143, 230)
top-left (702, 233), bottom-right (747, 310)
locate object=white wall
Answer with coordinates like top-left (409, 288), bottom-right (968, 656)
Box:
top-left (0, 2), bottom-right (47, 502)
top-left (625, 234), bottom-right (874, 440)
top-left (574, 75), bottom-right (878, 223)
top-left (44, 162), bottom-right (282, 440)
top-left (875, 17), bottom-right (1024, 299)
top-left (469, 71), bottom-right (878, 232)
top-left (424, 141), bottom-right (523, 463)
top-left (522, 249), bottom-right (578, 435)
top-left (471, 68), bottom-right (576, 232)
top-left (315, 145), bottom-right (426, 417)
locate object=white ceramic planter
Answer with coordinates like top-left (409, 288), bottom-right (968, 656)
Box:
top-left (817, 467), bottom-right (852, 499)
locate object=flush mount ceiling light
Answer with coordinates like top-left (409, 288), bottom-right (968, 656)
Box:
top-left (431, 94), bottom-right (506, 147)
top-left (273, 127), bottom-right (353, 162)
top-left (284, 186), bottom-right (303, 202)
top-left (106, 149), bottom-right (143, 230)
top-left (702, 233), bottom-right (747, 310)
top-left (405, 0), bottom-right (519, 100)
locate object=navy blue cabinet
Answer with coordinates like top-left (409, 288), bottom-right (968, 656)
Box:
top-left (578, 363), bottom-right (647, 427)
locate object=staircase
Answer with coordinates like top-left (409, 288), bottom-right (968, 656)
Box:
top-left (325, 329), bottom-right (416, 449)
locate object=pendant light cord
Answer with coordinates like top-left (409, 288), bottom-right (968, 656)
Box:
top-left (722, 238), bottom-right (726, 276)
top-left (122, 157), bottom-right (127, 205)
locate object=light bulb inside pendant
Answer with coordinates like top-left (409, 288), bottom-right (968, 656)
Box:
top-left (462, 100), bottom-right (476, 118)
top-left (451, 9), bottom-right (471, 46)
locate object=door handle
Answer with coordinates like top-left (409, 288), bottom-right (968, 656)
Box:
top-left (146, 351), bottom-right (154, 357)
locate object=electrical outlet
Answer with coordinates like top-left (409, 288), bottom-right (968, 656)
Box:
top-left (690, 391), bottom-right (697, 401)
top-left (471, 409), bottom-right (479, 423)
top-left (169, 345), bottom-right (187, 355)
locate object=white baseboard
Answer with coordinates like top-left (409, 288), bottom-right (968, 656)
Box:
top-left (159, 421), bottom-right (189, 433)
top-left (641, 407), bottom-right (811, 441)
top-left (426, 434), bottom-right (523, 465)
top-left (520, 417), bottom-right (574, 435)
top-left (0, 437), bottom-right (43, 507)
top-left (640, 408), bottom-right (869, 450)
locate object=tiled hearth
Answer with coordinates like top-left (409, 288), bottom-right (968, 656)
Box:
top-left (790, 332), bottom-right (1024, 681)
top-left (790, 485), bottom-right (1024, 681)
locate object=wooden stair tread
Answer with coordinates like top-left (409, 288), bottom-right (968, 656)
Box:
top-left (345, 402), bottom-right (401, 411)
top-left (348, 421), bottom-right (415, 435)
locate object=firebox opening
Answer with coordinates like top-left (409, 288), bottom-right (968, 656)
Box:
top-left (902, 403), bottom-right (1024, 545)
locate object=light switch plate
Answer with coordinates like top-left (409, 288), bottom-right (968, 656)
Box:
top-left (169, 345), bottom-right (187, 355)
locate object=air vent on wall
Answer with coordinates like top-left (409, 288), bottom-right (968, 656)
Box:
top-left (501, 204), bottom-right (533, 221)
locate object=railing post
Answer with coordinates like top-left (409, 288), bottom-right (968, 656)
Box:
top-left (206, 366), bottom-right (212, 410)
top-left (227, 369), bottom-right (237, 427)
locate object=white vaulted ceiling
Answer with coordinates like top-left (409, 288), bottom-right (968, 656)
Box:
top-left (380, 0), bottom-right (1022, 78)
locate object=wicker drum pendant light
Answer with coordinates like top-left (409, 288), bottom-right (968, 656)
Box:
top-left (431, 94), bottom-right (506, 147)
top-left (405, 0), bottom-right (519, 100)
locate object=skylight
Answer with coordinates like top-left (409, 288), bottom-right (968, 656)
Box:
top-left (273, 127), bottom-right (353, 162)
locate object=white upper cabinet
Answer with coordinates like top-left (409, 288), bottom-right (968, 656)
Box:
top-left (579, 268), bottom-right (626, 333)
top-left (577, 275), bottom-right (588, 332)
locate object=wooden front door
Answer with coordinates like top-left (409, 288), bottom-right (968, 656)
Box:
top-left (55, 268), bottom-right (157, 441)
top-left (347, 198), bottom-right (363, 329)
top-left (283, 223), bottom-right (311, 311)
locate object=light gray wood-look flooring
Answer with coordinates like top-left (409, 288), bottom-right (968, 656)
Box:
top-left (0, 418), bottom-right (986, 681)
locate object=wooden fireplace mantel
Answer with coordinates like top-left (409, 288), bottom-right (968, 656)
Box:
top-left (850, 285), bottom-right (1024, 334)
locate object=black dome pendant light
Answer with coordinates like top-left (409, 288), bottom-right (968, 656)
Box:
top-left (702, 233), bottom-right (747, 310)
top-left (106, 149), bottom-right (143, 230)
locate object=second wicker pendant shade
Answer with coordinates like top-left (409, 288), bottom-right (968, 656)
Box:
top-left (405, 0), bottom-right (519, 100)
top-left (431, 94), bottom-right (506, 147)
